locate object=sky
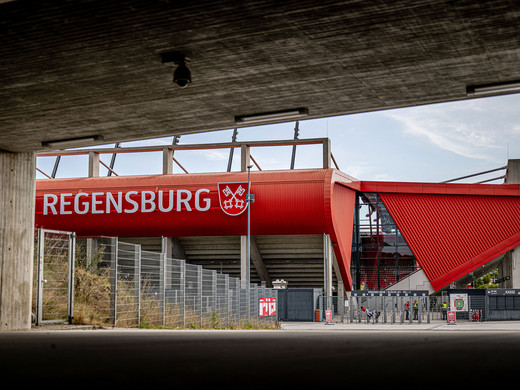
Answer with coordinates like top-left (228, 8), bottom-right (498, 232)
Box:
top-left (36, 93), bottom-right (520, 184)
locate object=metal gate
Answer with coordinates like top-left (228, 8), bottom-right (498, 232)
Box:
top-left (349, 290), bottom-right (430, 324)
top-left (35, 229), bottom-right (76, 326)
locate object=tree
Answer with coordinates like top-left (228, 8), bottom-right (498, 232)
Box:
top-left (475, 269), bottom-right (498, 289)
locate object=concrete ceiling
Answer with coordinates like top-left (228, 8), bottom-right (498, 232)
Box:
top-left (1, 0), bottom-right (520, 153)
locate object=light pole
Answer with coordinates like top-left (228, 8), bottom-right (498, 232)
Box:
top-left (246, 165), bottom-right (254, 320)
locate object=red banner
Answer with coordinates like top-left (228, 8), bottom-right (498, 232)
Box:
top-left (259, 297), bottom-right (277, 317)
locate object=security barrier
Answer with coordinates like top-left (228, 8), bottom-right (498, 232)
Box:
top-left (349, 290), bottom-right (430, 324)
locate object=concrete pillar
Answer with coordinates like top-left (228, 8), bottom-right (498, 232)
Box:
top-left (323, 234), bottom-right (333, 310)
top-left (322, 138), bottom-right (331, 169)
top-left (162, 147), bottom-right (173, 175)
top-left (511, 250), bottom-right (520, 289)
top-left (333, 253), bottom-right (345, 302)
top-left (240, 144), bottom-right (250, 172)
top-left (502, 159), bottom-right (520, 289)
top-left (88, 151), bottom-right (100, 177)
top-left (0, 151), bottom-right (36, 331)
top-left (162, 236), bottom-right (186, 260)
top-left (499, 248), bottom-right (520, 289)
top-left (505, 159), bottom-right (520, 184)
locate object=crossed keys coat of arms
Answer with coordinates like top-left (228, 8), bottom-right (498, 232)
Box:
top-left (217, 182), bottom-right (249, 216)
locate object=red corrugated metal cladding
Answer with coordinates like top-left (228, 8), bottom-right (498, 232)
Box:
top-left (35, 168), bottom-right (357, 290)
top-left (379, 192), bottom-right (520, 291)
top-left (327, 171), bottom-right (357, 290)
top-left (36, 170), bottom-right (330, 237)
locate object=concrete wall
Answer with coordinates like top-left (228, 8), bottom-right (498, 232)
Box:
top-left (387, 269), bottom-right (435, 295)
top-left (0, 152), bottom-right (36, 331)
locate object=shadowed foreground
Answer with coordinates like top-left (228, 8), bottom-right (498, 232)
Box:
top-left (1, 326), bottom-right (518, 388)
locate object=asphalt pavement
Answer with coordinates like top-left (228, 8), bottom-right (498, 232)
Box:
top-left (1, 320), bottom-right (519, 388)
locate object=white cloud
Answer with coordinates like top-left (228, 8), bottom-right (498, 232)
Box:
top-left (191, 149), bottom-right (229, 161)
top-left (382, 96), bottom-right (517, 163)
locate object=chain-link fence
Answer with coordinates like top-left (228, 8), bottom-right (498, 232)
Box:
top-left (34, 231), bottom-right (279, 329)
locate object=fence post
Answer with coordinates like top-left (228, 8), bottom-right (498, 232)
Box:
top-left (225, 274), bottom-right (229, 327)
top-left (236, 278), bottom-right (240, 324)
top-left (162, 252), bottom-right (166, 328)
top-left (181, 259), bottom-right (186, 328)
top-left (212, 270), bottom-right (217, 317)
top-left (110, 237), bottom-right (118, 326)
top-left (427, 296), bottom-right (430, 323)
top-left (136, 244), bottom-right (141, 328)
top-left (382, 295), bottom-right (387, 324)
top-left (35, 229), bottom-right (44, 326)
top-left (391, 296), bottom-right (395, 324)
top-left (417, 297), bottom-right (421, 324)
top-left (198, 265), bottom-right (203, 327)
top-left (68, 232), bottom-right (76, 324)
top-left (252, 284), bottom-right (258, 321)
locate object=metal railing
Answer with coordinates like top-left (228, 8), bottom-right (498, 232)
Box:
top-left (34, 231), bottom-right (278, 329)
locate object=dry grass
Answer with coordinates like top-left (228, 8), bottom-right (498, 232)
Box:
top-left (73, 267), bottom-right (112, 326)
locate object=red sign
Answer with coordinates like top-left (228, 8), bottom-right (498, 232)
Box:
top-left (447, 311), bottom-right (456, 324)
top-left (218, 182), bottom-right (248, 216)
top-left (259, 297), bottom-right (277, 317)
top-left (326, 310), bottom-right (333, 322)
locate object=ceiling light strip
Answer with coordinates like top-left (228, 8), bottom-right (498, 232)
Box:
top-left (235, 108), bottom-right (308, 124)
top-left (42, 135), bottom-right (103, 149)
top-left (467, 81), bottom-right (520, 96)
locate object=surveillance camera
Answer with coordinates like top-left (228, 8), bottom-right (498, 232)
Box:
top-left (175, 78), bottom-right (190, 88)
top-left (174, 63), bottom-right (191, 88)
top-left (161, 51), bottom-right (191, 88)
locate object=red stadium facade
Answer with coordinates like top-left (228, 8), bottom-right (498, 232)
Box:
top-left (35, 167), bottom-right (520, 293)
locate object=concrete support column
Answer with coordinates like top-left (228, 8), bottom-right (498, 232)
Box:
top-left (0, 151), bottom-right (36, 331)
top-left (512, 250), bottom-right (520, 289)
top-left (322, 138), bottom-right (331, 169)
top-left (502, 159), bottom-right (520, 289)
top-left (499, 249), bottom-right (520, 289)
top-left (333, 253), bottom-right (345, 301)
top-left (161, 236), bottom-right (186, 260)
top-left (162, 236), bottom-right (173, 290)
top-left (162, 147), bottom-right (173, 175)
top-left (88, 151), bottom-right (100, 178)
top-left (323, 234), bottom-right (333, 310)
top-left (240, 144), bottom-right (250, 172)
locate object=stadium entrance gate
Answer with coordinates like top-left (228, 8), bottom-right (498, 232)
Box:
top-left (350, 290), bottom-right (430, 324)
